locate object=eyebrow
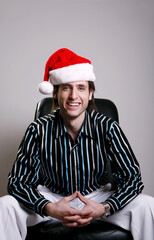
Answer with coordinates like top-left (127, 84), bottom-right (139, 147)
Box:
top-left (77, 84), bottom-right (87, 88)
top-left (62, 83), bottom-right (87, 88)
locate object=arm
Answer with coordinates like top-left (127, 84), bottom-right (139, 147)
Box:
top-left (7, 123), bottom-right (92, 225)
top-left (105, 121), bottom-right (144, 214)
top-left (8, 123), bottom-right (50, 216)
top-left (67, 121), bottom-right (144, 221)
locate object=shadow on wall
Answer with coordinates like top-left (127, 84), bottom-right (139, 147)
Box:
top-left (0, 135), bottom-right (21, 196)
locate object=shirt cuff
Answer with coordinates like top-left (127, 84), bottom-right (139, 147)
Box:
top-left (105, 197), bottom-right (121, 215)
top-left (34, 197), bottom-right (51, 217)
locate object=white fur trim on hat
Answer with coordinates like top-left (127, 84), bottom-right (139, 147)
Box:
top-left (49, 63), bottom-right (96, 85)
top-left (38, 81), bottom-right (53, 95)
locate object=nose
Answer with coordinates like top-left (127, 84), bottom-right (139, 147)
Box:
top-left (69, 88), bottom-right (77, 99)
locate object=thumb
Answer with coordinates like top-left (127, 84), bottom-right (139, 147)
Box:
top-left (77, 191), bottom-right (88, 204)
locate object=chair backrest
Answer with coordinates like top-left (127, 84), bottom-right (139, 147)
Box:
top-left (34, 98), bottom-right (119, 123)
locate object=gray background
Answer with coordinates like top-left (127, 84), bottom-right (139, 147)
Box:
top-left (0, 0), bottom-right (154, 197)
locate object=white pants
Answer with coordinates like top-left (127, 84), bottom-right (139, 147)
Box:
top-left (0, 186), bottom-right (154, 240)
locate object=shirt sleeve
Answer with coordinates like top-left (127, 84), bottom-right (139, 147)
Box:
top-left (7, 123), bottom-right (50, 216)
top-left (105, 121), bottom-right (144, 214)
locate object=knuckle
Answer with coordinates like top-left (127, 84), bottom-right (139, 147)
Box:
top-left (67, 210), bottom-right (72, 215)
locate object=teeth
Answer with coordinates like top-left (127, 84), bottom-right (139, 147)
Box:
top-left (68, 103), bottom-right (79, 106)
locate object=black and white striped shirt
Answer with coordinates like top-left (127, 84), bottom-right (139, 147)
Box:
top-left (8, 109), bottom-right (144, 216)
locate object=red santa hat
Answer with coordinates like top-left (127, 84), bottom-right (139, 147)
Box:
top-left (38, 48), bottom-right (96, 94)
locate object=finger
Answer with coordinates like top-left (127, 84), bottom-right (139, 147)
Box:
top-left (65, 208), bottom-right (92, 217)
top-left (77, 216), bottom-right (93, 226)
top-left (78, 209), bottom-right (92, 217)
top-left (62, 217), bottom-right (92, 228)
top-left (62, 220), bottom-right (91, 228)
top-left (62, 221), bottom-right (78, 227)
top-left (64, 212), bottom-right (93, 223)
top-left (77, 192), bottom-right (88, 204)
top-left (64, 191), bottom-right (78, 202)
top-left (63, 215), bottom-right (80, 222)
top-left (75, 209), bottom-right (92, 217)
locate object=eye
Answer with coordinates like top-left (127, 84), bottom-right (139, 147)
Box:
top-left (63, 85), bottom-right (70, 90)
top-left (79, 86), bottom-right (86, 91)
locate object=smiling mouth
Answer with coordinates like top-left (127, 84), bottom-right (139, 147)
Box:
top-left (67, 103), bottom-right (80, 106)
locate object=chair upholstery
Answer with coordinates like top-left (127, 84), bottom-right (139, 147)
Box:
top-left (26, 98), bottom-right (133, 240)
top-left (26, 220), bottom-right (133, 240)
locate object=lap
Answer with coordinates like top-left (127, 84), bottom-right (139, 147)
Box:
top-left (1, 189), bottom-right (153, 229)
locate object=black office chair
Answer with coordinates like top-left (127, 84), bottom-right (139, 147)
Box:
top-left (26, 98), bottom-right (133, 240)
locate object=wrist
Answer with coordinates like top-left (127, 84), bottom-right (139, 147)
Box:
top-left (43, 202), bottom-right (54, 216)
top-left (101, 202), bottom-right (111, 218)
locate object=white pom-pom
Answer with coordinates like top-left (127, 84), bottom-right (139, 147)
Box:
top-left (38, 81), bottom-right (53, 94)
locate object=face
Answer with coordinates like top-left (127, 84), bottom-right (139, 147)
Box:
top-left (54, 81), bottom-right (93, 121)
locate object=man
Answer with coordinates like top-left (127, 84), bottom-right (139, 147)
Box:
top-left (0, 48), bottom-right (154, 240)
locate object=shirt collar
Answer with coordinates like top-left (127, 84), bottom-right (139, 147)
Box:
top-left (53, 109), bottom-right (94, 139)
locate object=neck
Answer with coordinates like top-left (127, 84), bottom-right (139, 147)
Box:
top-left (61, 112), bottom-right (85, 140)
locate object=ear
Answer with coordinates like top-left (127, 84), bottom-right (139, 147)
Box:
top-left (89, 89), bottom-right (93, 101)
top-left (53, 89), bottom-right (58, 99)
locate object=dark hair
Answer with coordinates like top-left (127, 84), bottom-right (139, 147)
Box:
top-left (51, 81), bottom-right (97, 113)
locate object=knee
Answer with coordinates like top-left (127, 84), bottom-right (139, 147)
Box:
top-left (135, 194), bottom-right (153, 204)
top-left (0, 195), bottom-right (19, 210)
top-left (130, 194), bottom-right (154, 211)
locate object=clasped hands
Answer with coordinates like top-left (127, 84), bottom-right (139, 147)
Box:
top-left (45, 191), bottom-right (105, 227)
